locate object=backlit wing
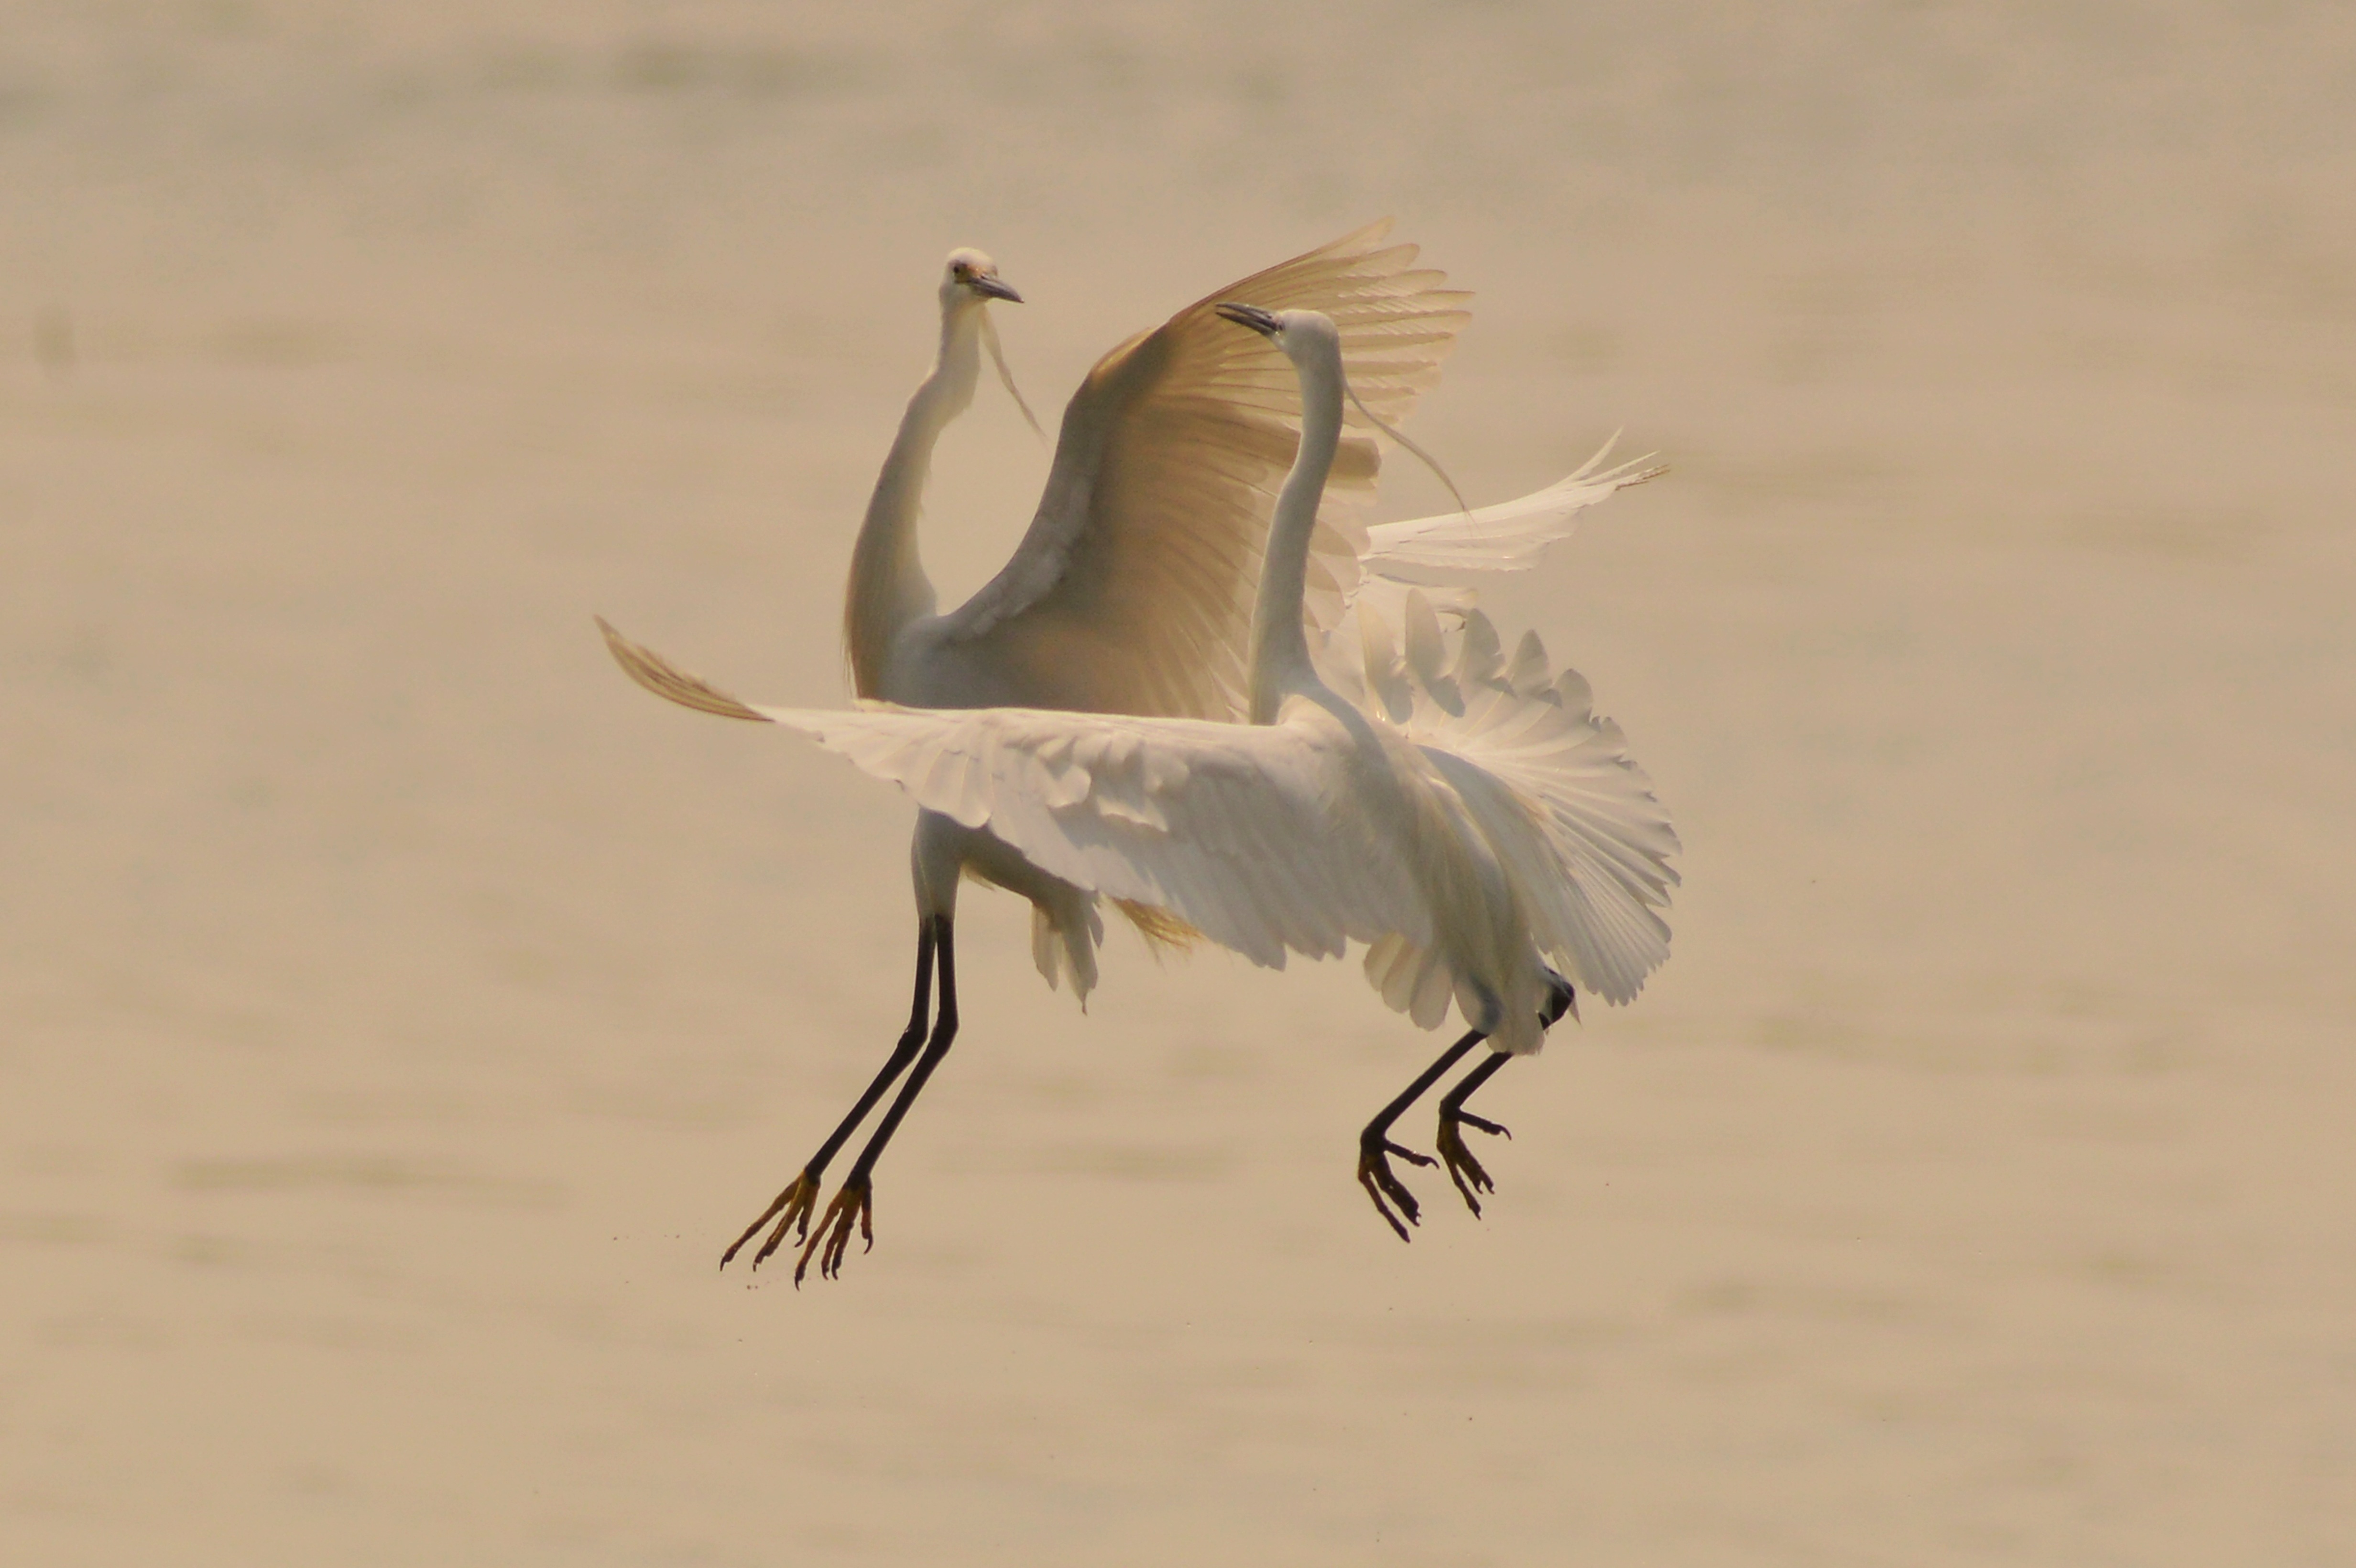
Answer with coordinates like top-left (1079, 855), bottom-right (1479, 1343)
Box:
top-left (598, 619), bottom-right (1429, 972)
top-left (925, 221), bottom-right (1470, 719)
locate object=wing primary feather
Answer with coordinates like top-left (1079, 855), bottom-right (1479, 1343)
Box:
top-left (931, 222), bottom-right (1472, 721)
top-left (597, 617), bottom-right (773, 723)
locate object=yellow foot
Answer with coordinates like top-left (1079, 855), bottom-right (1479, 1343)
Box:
top-left (1356, 1132), bottom-right (1436, 1242)
top-left (719, 1168), bottom-right (822, 1272)
top-left (793, 1176), bottom-right (875, 1285)
top-left (1436, 1109), bottom-right (1510, 1217)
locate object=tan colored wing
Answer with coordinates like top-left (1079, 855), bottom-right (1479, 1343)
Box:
top-left (927, 221), bottom-right (1471, 719)
top-left (597, 615), bottom-right (768, 721)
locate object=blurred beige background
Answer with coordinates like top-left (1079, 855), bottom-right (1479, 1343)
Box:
top-left (5, 2), bottom-right (2352, 1563)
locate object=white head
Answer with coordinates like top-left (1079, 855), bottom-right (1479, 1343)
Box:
top-left (1214, 302), bottom-right (1339, 363)
top-left (941, 247), bottom-right (1023, 311)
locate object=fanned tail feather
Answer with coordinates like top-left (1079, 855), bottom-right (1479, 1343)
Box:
top-left (1350, 591), bottom-right (1680, 1007)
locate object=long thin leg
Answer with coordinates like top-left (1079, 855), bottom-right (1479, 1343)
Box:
top-left (1436, 980), bottom-right (1574, 1217)
top-left (721, 920), bottom-right (936, 1271)
top-left (798, 916), bottom-right (960, 1283)
top-left (1357, 1027), bottom-right (1485, 1241)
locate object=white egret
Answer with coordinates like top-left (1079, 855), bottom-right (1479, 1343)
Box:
top-left (609, 227), bottom-right (1655, 1276)
top-left (601, 305), bottom-right (1676, 1275)
top-left (728, 226), bottom-right (1476, 1273)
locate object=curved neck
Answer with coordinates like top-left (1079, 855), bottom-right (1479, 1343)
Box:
top-left (1246, 336), bottom-right (1345, 724)
top-left (844, 302), bottom-right (985, 697)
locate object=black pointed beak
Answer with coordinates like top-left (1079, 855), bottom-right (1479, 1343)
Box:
top-left (1216, 301), bottom-right (1281, 337)
top-left (971, 274), bottom-right (1023, 304)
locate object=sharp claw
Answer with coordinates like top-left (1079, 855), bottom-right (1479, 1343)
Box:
top-left (1442, 1149), bottom-right (1491, 1216)
top-left (722, 1170), bottom-right (821, 1271)
top-left (1379, 1160), bottom-right (1421, 1215)
top-left (751, 1209), bottom-right (793, 1269)
top-left (1357, 1165), bottom-right (1414, 1241)
top-left (721, 1196), bottom-right (785, 1270)
top-left (792, 1178), bottom-right (874, 1285)
top-left (1357, 1136), bottom-right (1427, 1240)
top-left (792, 1231), bottom-right (819, 1287)
top-left (1436, 1111), bottom-right (1505, 1218)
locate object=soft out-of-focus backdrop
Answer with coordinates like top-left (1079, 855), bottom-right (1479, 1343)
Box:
top-left (6, 3), bottom-right (2351, 1562)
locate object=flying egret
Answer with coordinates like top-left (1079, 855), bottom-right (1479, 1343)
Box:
top-left (608, 227), bottom-right (1657, 1275)
top-left (601, 305), bottom-right (1677, 1274)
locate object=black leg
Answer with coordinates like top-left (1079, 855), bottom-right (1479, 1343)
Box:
top-left (1357, 1027), bottom-right (1485, 1241)
top-left (722, 919), bottom-right (936, 1271)
top-left (1436, 980), bottom-right (1573, 1217)
top-left (1434, 1052), bottom-right (1511, 1215)
top-left (798, 916), bottom-right (961, 1283)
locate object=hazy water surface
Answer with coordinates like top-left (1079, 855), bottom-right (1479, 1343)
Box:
top-left (6, 4), bottom-right (2353, 1563)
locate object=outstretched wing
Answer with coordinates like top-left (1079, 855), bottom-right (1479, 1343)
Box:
top-left (599, 619), bottom-right (1430, 972)
top-left (923, 221), bottom-right (1470, 719)
top-left (1360, 438), bottom-right (1665, 585)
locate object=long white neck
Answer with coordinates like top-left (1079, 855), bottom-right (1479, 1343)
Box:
top-left (844, 301), bottom-right (985, 698)
top-left (1246, 328), bottom-right (1345, 725)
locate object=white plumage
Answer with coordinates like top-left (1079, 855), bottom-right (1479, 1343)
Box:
top-left (848, 221), bottom-right (1475, 723)
top-left (852, 226), bottom-right (1656, 1002)
top-left (1362, 436), bottom-right (1663, 581)
top-left (600, 294), bottom-right (1677, 1262)
top-left (605, 591), bottom-right (1676, 1046)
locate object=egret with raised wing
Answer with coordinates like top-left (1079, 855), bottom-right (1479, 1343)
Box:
top-left (710, 226), bottom-right (1479, 1273)
top-left (601, 301), bottom-right (1676, 1274)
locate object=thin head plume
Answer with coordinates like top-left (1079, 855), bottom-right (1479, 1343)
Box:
top-left (1345, 377), bottom-right (1471, 521)
top-left (981, 309), bottom-right (1046, 443)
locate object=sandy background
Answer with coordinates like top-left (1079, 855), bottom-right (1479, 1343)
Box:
top-left (6, 2), bottom-right (2353, 1562)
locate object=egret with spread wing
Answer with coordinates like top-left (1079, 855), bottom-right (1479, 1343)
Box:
top-left (601, 304), bottom-right (1677, 1275)
top-left (749, 226), bottom-right (1475, 1273)
top-left (609, 228), bottom-right (1658, 1277)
